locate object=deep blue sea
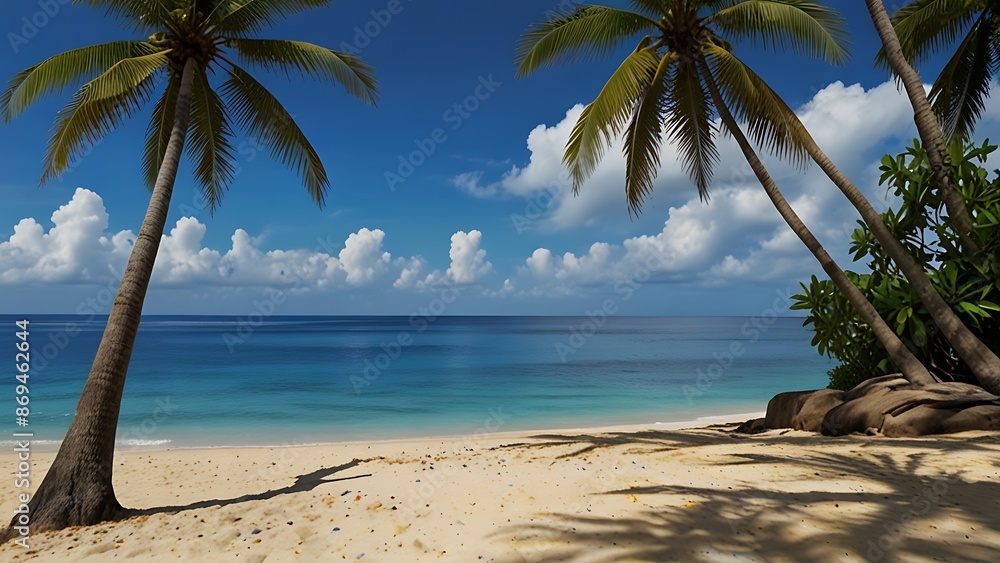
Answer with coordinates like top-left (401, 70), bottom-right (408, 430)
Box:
top-left (2, 315), bottom-right (835, 448)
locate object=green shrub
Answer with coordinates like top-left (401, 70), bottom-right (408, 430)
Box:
top-left (792, 140), bottom-right (1000, 389)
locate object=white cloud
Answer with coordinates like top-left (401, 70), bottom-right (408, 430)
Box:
top-left (393, 256), bottom-right (427, 289)
top-left (0, 190), bottom-right (435, 294)
top-left (450, 80), bottom-right (957, 235)
top-left (455, 79), bottom-right (1000, 296)
top-left (0, 188), bottom-right (132, 283)
top-left (446, 230), bottom-right (492, 285)
top-left (339, 228), bottom-right (391, 286)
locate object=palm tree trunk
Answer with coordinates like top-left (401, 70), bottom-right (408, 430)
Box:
top-left (864, 0), bottom-right (979, 255)
top-left (792, 118), bottom-right (1000, 395)
top-left (696, 57), bottom-right (936, 387)
top-left (2, 59), bottom-right (198, 538)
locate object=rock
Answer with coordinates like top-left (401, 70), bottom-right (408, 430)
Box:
top-left (823, 380), bottom-right (1000, 437)
top-left (733, 417), bottom-right (767, 434)
top-left (761, 375), bottom-right (1000, 437)
top-left (763, 389), bottom-right (845, 432)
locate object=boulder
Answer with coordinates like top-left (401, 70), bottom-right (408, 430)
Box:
top-left (762, 389), bottom-right (845, 432)
top-left (755, 375), bottom-right (1000, 437)
top-left (823, 379), bottom-right (1000, 437)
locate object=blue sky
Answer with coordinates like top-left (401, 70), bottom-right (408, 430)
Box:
top-left (1, 0), bottom-right (998, 316)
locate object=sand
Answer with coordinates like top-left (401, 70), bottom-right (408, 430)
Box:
top-left (1, 414), bottom-right (999, 562)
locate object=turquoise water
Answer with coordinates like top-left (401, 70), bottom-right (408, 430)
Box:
top-left (2, 315), bottom-right (834, 447)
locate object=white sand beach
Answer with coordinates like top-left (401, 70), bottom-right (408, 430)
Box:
top-left (2, 415), bottom-right (999, 562)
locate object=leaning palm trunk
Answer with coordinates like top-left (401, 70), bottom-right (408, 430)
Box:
top-left (696, 57), bottom-right (937, 387)
top-left (792, 120), bottom-right (1000, 395)
top-left (3, 59), bottom-right (197, 537)
top-left (865, 0), bottom-right (979, 255)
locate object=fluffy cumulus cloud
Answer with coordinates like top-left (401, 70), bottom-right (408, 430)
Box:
top-left (453, 80), bottom-right (939, 233)
top-left (501, 186), bottom-right (801, 297)
top-left (446, 230), bottom-right (492, 284)
top-left (0, 189), bottom-right (487, 296)
top-left (339, 228), bottom-right (392, 286)
top-left (0, 188), bottom-right (133, 283)
top-left (397, 230), bottom-right (495, 289)
top-left (457, 79), bottom-right (1000, 296)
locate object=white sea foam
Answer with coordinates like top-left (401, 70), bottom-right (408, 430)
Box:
top-left (118, 439), bottom-right (172, 446)
top-left (0, 439), bottom-right (172, 447)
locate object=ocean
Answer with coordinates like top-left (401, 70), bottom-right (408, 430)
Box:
top-left (3, 315), bottom-right (835, 448)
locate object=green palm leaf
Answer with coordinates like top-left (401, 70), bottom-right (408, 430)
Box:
top-left (928, 12), bottom-right (995, 141)
top-left (221, 64), bottom-right (328, 206)
top-left (709, 0), bottom-right (850, 64)
top-left (564, 45), bottom-right (662, 193)
top-left (187, 70), bottom-right (238, 210)
top-left (629, 0), bottom-right (670, 17)
top-left (228, 39), bottom-right (378, 105)
top-left (622, 51), bottom-right (674, 215)
top-left (142, 71), bottom-right (182, 189)
top-left (214, 0), bottom-right (332, 35)
top-left (515, 5), bottom-right (659, 77)
top-left (42, 51), bottom-right (170, 184)
top-left (1, 41), bottom-right (157, 122)
top-left (665, 61), bottom-right (719, 200)
top-left (704, 42), bottom-right (810, 167)
top-left (888, 0), bottom-right (979, 65)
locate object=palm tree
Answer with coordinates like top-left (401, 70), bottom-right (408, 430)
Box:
top-left (885, 0), bottom-right (999, 144)
top-left (517, 1), bottom-right (1000, 395)
top-left (515, 0), bottom-right (937, 387)
top-left (864, 0), bottom-right (1000, 392)
top-left (0, 0), bottom-right (377, 534)
top-left (866, 0), bottom-right (979, 254)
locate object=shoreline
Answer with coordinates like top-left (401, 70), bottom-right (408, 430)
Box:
top-left (11, 410), bottom-right (767, 453)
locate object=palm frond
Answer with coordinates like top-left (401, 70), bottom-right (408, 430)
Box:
top-left (516, 5), bottom-right (659, 77)
top-left (629, 0), bottom-right (668, 17)
top-left (42, 51), bottom-right (169, 184)
top-left (564, 46), bottom-right (662, 193)
top-left (665, 60), bottom-right (719, 200)
top-left (928, 12), bottom-right (995, 141)
top-left (142, 71), bottom-right (182, 189)
top-left (228, 39), bottom-right (378, 105)
top-left (220, 65), bottom-right (328, 206)
top-left (885, 0), bottom-right (979, 66)
top-left (622, 51), bottom-right (675, 214)
top-left (213, 0), bottom-right (332, 35)
top-left (187, 70), bottom-right (237, 211)
top-left (1, 41), bottom-right (157, 122)
top-left (704, 42), bottom-right (811, 167)
top-left (73, 0), bottom-right (176, 31)
top-left (708, 0), bottom-right (850, 65)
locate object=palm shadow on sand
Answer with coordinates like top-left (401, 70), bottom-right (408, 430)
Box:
top-left (124, 458), bottom-right (375, 517)
top-left (493, 429), bottom-right (1000, 562)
